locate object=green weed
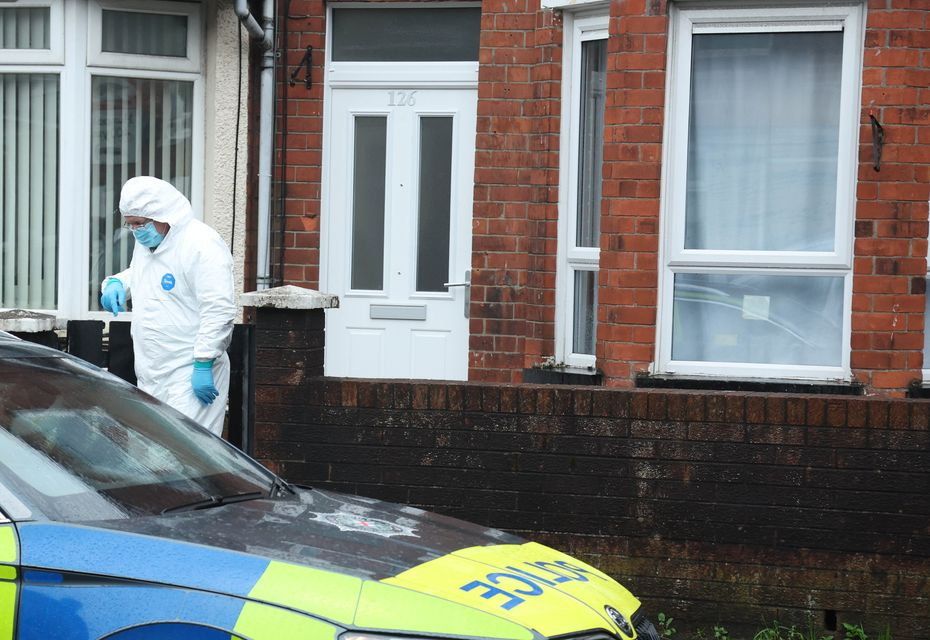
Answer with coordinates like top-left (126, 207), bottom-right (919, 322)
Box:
top-left (751, 620), bottom-right (831, 640)
top-left (657, 612), bottom-right (677, 639)
top-left (650, 615), bottom-right (889, 640)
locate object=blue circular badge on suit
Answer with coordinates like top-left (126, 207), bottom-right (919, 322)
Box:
top-left (161, 273), bottom-right (176, 291)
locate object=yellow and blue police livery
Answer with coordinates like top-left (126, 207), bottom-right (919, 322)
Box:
top-left (0, 333), bottom-right (661, 640)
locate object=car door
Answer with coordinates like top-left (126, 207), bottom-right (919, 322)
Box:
top-left (12, 521), bottom-right (263, 640)
top-left (0, 516), bottom-right (19, 640)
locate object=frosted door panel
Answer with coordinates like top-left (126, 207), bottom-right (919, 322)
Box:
top-left (350, 116), bottom-right (387, 291)
top-left (671, 272), bottom-right (844, 366)
top-left (685, 32), bottom-right (843, 252)
top-left (416, 117), bottom-right (453, 292)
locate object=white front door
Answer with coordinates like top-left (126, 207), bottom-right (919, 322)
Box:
top-left (323, 87), bottom-right (476, 380)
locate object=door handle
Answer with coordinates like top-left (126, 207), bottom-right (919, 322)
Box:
top-left (443, 270), bottom-right (470, 318)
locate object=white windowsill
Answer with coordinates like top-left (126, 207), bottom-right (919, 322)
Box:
top-left (541, 0), bottom-right (609, 10)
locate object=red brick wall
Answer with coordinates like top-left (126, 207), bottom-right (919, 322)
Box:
top-left (852, 0), bottom-right (930, 393)
top-left (470, 0), bottom-right (563, 382)
top-left (274, 0), bottom-right (326, 289)
top-left (598, 0), bottom-right (667, 385)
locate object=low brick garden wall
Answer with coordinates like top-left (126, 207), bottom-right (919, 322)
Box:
top-left (255, 380), bottom-right (929, 638)
top-left (251, 308), bottom-right (929, 638)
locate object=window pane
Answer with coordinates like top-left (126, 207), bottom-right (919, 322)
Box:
top-left (416, 117), bottom-right (453, 292)
top-left (685, 32), bottom-right (843, 252)
top-left (88, 77), bottom-right (194, 311)
top-left (671, 272), bottom-right (844, 366)
top-left (351, 116), bottom-right (387, 291)
top-left (924, 278), bottom-right (930, 369)
top-left (576, 38), bottom-right (607, 248)
top-left (332, 8), bottom-right (481, 62)
top-left (102, 10), bottom-right (187, 58)
top-left (573, 270), bottom-right (597, 355)
top-left (0, 8), bottom-right (50, 50)
top-left (0, 356), bottom-right (272, 522)
top-left (0, 74), bottom-right (59, 309)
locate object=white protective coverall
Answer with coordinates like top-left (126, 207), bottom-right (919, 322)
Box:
top-left (103, 177), bottom-right (236, 435)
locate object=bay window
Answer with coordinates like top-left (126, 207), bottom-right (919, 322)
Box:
top-left (658, 5), bottom-right (864, 379)
top-left (0, 0), bottom-right (203, 318)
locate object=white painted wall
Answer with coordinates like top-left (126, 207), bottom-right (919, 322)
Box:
top-left (203, 0), bottom-right (250, 315)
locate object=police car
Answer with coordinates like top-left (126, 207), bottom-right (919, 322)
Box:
top-left (0, 332), bottom-right (660, 640)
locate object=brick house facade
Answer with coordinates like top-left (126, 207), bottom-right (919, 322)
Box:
top-left (266, 0), bottom-right (930, 396)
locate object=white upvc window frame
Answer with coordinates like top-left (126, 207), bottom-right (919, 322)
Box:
top-left (0, 0), bottom-right (204, 320)
top-left (323, 2), bottom-right (481, 90)
top-left (555, 10), bottom-right (608, 371)
top-left (0, 0), bottom-right (65, 65)
top-left (88, 0), bottom-right (202, 73)
top-left (76, 67), bottom-right (205, 321)
top-left (656, 2), bottom-right (865, 381)
top-left (923, 233), bottom-right (930, 382)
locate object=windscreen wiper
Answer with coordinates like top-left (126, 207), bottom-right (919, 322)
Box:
top-left (161, 491), bottom-right (265, 514)
top-left (268, 475), bottom-right (295, 498)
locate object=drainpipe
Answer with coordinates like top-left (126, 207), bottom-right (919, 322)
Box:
top-left (234, 0), bottom-right (275, 290)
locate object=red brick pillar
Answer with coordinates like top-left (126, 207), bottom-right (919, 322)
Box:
top-left (851, 3), bottom-right (930, 395)
top-left (598, 0), bottom-right (668, 386)
top-left (241, 284), bottom-right (337, 389)
top-left (470, 0), bottom-right (563, 383)
top-left (242, 284), bottom-right (337, 473)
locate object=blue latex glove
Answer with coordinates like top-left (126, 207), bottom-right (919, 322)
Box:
top-left (191, 360), bottom-right (219, 405)
top-left (100, 279), bottom-right (126, 316)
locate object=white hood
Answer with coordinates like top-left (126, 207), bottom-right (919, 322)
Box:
top-left (119, 177), bottom-right (193, 228)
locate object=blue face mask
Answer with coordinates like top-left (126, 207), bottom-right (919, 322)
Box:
top-left (133, 222), bottom-right (165, 248)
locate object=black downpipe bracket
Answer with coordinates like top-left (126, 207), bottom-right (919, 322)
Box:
top-left (870, 113), bottom-right (884, 172)
top-left (289, 47), bottom-right (312, 89)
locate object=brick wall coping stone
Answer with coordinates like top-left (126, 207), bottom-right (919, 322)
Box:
top-left (312, 378), bottom-right (930, 430)
top-left (0, 309), bottom-right (57, 332)
top-left (240, 285), bottom-right (339, 310)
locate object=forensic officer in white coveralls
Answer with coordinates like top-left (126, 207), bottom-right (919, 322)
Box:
top-left (99, 176), bottom-right (236, 436)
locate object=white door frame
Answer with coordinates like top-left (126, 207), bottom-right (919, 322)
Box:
top-left (320, 4), bottom-right (479, 379)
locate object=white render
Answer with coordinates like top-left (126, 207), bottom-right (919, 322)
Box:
top-left (204, 0), bottom-right (250, 318)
